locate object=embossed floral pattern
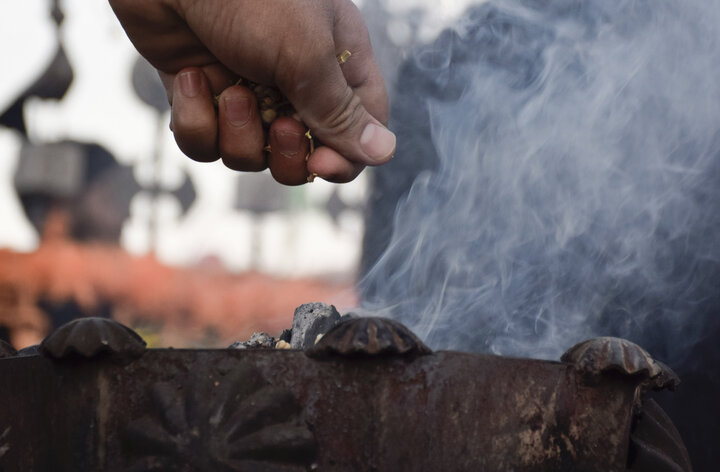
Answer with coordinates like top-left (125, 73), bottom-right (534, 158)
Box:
top-left (121, 360), bottom-right (316, 471)
top-left (40, 317), bottom-right (146, 359)
top-left (306, 317), bottom-right (432, 358)
top-left (561, 337), bottom-right (679, 390)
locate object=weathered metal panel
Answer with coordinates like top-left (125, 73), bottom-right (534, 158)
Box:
top-left (0, 349), bottom-right (636, 471)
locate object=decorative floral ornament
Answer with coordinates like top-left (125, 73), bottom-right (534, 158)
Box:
top-left (121, 360), bottom-right (316, 471)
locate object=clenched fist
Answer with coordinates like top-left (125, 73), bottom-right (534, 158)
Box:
top-left (109, 0), bottom-right (394, 185)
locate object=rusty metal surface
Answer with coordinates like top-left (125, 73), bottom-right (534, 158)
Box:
top-left (0, 348), bottom-right (638, 471)
top-left (40, 317), bottom-right (146, 359)
top-left (627, 399), bottom-right (693, 472)
top-left (561, 337), bottom-right (680, 392)
top-left (306, 316), bottom-right (432, 358)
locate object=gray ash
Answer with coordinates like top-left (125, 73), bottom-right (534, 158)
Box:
top-left (228, 332), bottom-right (277, 350)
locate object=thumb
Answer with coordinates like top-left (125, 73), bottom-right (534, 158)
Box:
top-left (277, 48), bottom-right (395, 166)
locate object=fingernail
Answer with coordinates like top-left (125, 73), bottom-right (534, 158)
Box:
top-left (224, 97), bottom-right (251, 126)
top-left (360, 123), bottom-right (396, 163)
top-left (178, 70), bottom-right (200, 98)
top-left (272, 130), bottom-right (304, 158)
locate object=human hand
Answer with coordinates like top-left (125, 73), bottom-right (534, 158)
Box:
top-left (109, 0), bottom-right (394, 185)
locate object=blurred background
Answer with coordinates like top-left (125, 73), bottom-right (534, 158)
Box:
top-left (0, 0), bottom-right (474, 349)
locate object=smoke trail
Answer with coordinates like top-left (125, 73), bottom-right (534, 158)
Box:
top-left (361, 0), bottom-right (720, 363)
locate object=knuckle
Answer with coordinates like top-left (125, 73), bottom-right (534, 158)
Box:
top-left (317, 90), bottom-right (365, 137)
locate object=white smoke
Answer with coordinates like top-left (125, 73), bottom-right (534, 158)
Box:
top-left (361, 0), bottom-right (720, 362)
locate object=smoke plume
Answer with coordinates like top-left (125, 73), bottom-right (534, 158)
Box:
top-left (361, 0), bottom-right (720, 363)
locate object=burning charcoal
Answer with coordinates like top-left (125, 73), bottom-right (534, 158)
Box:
top-left (279, 329), bottom-right (292, 343)
top-left (561, 337), bottom-right (679, 392)
top-left (306, 317), bottom-right (432, 359)
top-left (339, 312), bottom-right (359, 323)
top-left (40, 317), bottom-right (146, 360)
top-left (0, 339), bottom-right (17, 358)
top-left (290, 302), bottom-right (342, 350)
top-left (228, 332), bottom-right (276, 350)
top-left (247, 332), bottom-right (275, 347)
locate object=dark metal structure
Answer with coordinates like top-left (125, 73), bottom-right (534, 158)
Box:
top-left (0, 317), bottom-right (689, 471)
